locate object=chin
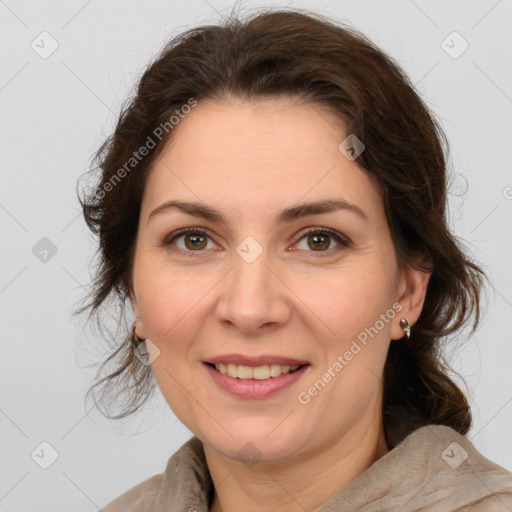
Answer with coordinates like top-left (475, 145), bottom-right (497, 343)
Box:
top-left (199, 418), bottom-right (308, 464)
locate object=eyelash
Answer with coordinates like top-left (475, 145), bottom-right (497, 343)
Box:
top-left (163, 226), bottom-right (351, 258)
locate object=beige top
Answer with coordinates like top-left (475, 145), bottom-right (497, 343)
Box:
top-left (102, 424), bottom-right (512, 511)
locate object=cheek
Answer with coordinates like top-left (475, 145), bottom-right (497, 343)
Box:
top-left (133, 256), bottom-right (218, 344)
top-left (139, 274), bottom-right (209, 421)
top-left (290, 259), bottom-right (396, 343)
top-left (296, 266), bottom-right (394, 419)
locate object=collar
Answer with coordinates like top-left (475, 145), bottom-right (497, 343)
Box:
top-left (147, 424), bottom-right (512, 511)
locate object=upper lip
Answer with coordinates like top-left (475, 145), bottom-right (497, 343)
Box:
top-left (204, 354), bottom-right (310, 366)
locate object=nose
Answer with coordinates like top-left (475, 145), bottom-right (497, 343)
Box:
top-left (215, 246), bottom-right (291, 335)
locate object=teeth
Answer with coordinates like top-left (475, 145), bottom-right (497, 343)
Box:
top-left (214, 363), bottom-right (301, 380)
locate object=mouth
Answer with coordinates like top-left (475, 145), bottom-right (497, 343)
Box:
top-left (203, 360), bottom-right (310, 399)
top-left (204, 362), bottom-right (308, 380)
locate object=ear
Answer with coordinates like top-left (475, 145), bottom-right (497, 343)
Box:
top-left (390, 265), bottom-right (431, 341)
top-left (129, 287), bottom-right (148, 339)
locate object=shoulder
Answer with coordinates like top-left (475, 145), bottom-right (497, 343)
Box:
top-left (100, 436), bottom-right (210, 512)
top-left (101, 474), bottom-right (163, 512)
top-left (398, 424), bottom-right (512, 510)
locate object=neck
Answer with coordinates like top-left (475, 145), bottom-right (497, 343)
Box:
top-left (205, 415), bottom-right (389, 512)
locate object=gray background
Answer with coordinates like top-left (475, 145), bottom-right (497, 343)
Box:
top-left (1, 0), bottom-right (511, 510)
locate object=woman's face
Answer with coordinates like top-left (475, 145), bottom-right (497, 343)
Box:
top-left (130, 96), bottom-right (425, 463)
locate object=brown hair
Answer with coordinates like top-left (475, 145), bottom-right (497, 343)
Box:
top-left (75, 8), bottom-right (486, 445)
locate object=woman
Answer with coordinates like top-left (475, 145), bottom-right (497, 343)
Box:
top-left (76, 8), bottom-right (512, 511)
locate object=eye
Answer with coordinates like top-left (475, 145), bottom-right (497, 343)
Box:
top-left (163, 226), bottom-right (351, 257)
top-left (163, 228), bottom-right (216, 255)
top-left (292, 227), bottom-right (350, 255)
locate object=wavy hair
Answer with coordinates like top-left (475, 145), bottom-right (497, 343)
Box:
top-left (75, 8), bottom-right (486, 445)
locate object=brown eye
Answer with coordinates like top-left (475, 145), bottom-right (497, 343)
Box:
top-left (294, 228), bottom-right (350, 254)
top-left (307, 232), bottom-right (331, 251)
top-left (183, 232), bottom-right (208, 250)
top-left (164, 228), bottom-right (214, 254)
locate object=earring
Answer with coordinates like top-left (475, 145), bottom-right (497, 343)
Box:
top-left (131, 322), bottom-right (145, 347)
top-left (399, 318), bottom-right (411, 340)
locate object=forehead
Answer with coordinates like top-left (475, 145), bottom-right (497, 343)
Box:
top-left (143, 97), bottom-right (383, 223)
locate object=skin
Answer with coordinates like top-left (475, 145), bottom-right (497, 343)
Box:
top-left (130, 95), bottom-right (430, 512)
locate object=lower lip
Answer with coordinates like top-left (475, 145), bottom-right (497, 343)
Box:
top-left (204, 363), bottom-right (309, 399)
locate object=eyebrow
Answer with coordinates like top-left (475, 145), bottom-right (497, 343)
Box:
top-left (147, 198), bottom-right (369, 226)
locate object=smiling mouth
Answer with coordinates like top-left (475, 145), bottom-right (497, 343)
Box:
top-left (205, 362), bottom-right (307, 380)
